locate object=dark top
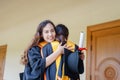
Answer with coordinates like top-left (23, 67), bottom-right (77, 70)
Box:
top-left (42, 41), bottom-right (84, 80)
top-left (23, 46), bottom-right (45, 80)
top-left (21, 41), bottom-right (84, 80)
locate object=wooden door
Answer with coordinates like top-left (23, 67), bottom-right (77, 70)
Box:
top-left (0, 45), bottom-right (7, 80)
top-left (86, 20), bottom-right (120, 80)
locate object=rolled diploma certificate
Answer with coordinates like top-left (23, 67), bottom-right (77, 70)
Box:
top-left (79, 32), bottom-right (84, 48)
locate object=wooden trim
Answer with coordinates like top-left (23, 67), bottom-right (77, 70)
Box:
top-left (87, 19), bottom-right (120, 31)
top-left (0, 44), bottom-right (7, 80)
top-left (86, 19), bottom-right (120, 80)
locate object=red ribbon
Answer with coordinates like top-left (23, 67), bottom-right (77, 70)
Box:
top-left (78, 48), bottom-right (87, 51)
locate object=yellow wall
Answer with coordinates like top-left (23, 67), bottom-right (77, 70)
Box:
top-left (0, 0), bottom-right (120, 80)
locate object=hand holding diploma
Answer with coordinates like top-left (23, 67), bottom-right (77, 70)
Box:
top-left (78, 32), bottom-right (86, 61)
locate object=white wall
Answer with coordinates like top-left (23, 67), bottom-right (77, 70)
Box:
top-left (0, 0), bottom-right (120, 80)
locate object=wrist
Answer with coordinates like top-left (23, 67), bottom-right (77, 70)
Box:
top-left (55, 49), bottom-right (61, 55)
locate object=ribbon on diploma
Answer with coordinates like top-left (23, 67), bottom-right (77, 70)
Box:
top-left (78, 48), bottom-right (87, 51)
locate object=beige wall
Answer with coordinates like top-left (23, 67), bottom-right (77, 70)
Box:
top-left (0, 0), bottom-right (120, 80)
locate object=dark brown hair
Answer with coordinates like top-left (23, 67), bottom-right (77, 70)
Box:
top-left (20, 20), bottom-right (56, 65)
top-left (55, 24), bottom-right (69, 43)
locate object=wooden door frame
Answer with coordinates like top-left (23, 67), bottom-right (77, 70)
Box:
top-left (86, 19), bottom-right (120, 80)
top-left (0, 44), bottom-right (7, 80)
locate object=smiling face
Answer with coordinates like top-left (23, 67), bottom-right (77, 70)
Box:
top-left (42, 23), bottom-right (56, 42)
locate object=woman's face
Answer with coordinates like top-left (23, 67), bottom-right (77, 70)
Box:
top-left (42, 23), bottom-right (56, 42)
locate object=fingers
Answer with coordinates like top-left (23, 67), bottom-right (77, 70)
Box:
top-left (65, 45), bottom-right (74, 51)
top-left (65, 45), bottom-right (72, 48)
top-left (57, 42), bottom-right (66, 54)
top-left (59, 42), bottom-right (67, 47)
top-left (80, 54), bottom-right (85, 60)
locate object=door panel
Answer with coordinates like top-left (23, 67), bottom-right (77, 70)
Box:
top-left (0, 45), bottom-right (7, 80)
top-left (86, 20), bottom-right (120, 80)
top-left (92, 27), bottom-right (120, 80)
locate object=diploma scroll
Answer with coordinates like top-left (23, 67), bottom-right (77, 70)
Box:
top-left (78, 32), bottom-right (87, 51)
top-left (79, 32), bottom-right (84, 48)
